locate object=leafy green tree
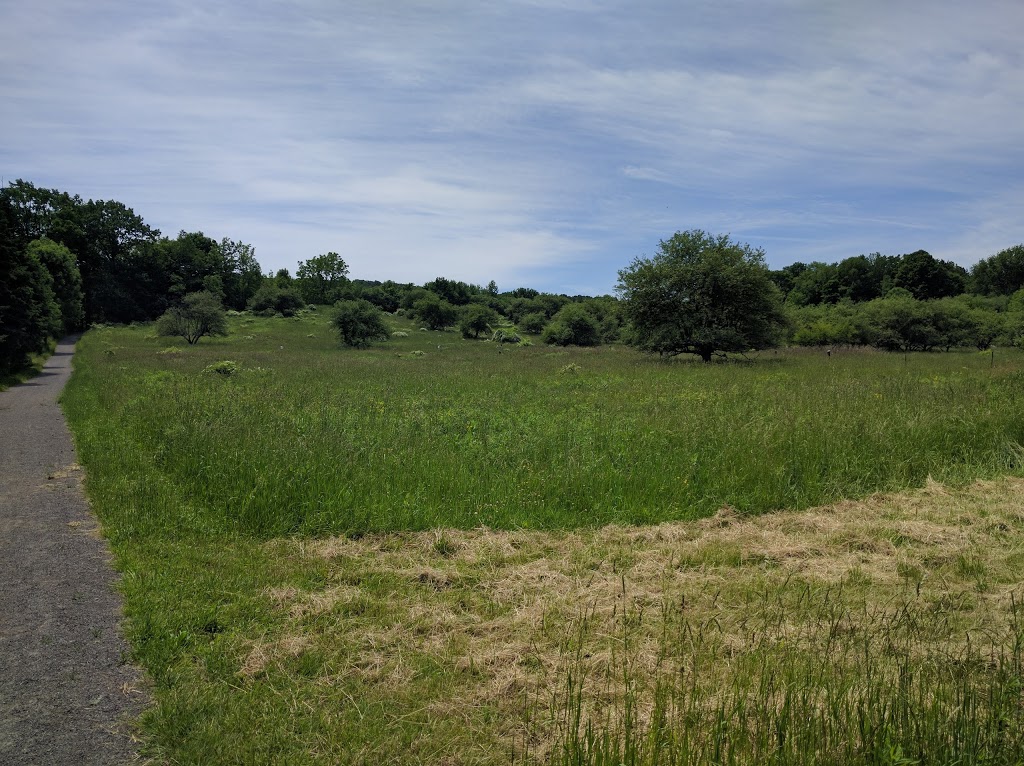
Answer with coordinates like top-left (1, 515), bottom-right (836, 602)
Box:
top-left (333, 299), bottom-right (390, 347)
top-left (413, 293), bottom-right (460, 330)
top-left (459, 304), bottom-right (497, 338)
top-left (893, 250), bottom-right (967, 300)
top-left (26, 238), bottom-right (84, 332)
top-left (424, 276), bottom-right (475, 305)
top-left (297, 252), bottom-right (350, 305)
top-left (861, 293), bottom-right (939, 352)
top-left (972, 245), bottom-right (1024, 296)
top-left (247, 283), bottom-right (306, 316)
top-left (786, 261), bottom-right (842, 306)
top-left (542, 303), bottom-right (602, 346)
top-left (618, 230), bottom-right (786, 362)
top-left (218, 238), bottom-right (263, 310)
top-left (156, 291), bottom-right (228, 345)
top-left (360, 281), bottom-right (404, 313)
top-left (0, 203), bottom-right (61, 372)
top-left (519, 311), bottom-right (547, 334)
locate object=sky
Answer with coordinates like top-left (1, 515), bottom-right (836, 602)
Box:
top-left (3, 0), bottom-right (1024, 296)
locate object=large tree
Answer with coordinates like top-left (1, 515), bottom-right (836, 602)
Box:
top-left (618, 230), bottom-right (786, 362)
top-left (0, 202), bottom-right (61, 373)
top-left (296, 252), bottom-right (350, 305)
top-left (156, 291), bottom-right (228, 345)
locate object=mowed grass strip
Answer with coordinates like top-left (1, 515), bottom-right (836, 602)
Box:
top-left (81, 477), bottom-right (1024, 764)
top-left (60, 315), bottom-right (1024, 763)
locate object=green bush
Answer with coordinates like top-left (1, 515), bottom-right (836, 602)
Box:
top-left (333, 299), bottom-right (390, 348)
top-left (519, 311), bottom-right (547, 334)
top-left (246, 284), bottom-right (306, 317)
top-left (542, 303), bottom-right (602, 346)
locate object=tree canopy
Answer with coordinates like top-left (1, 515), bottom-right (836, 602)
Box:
top-left (618, 230), bottom-right (786, 362)
top-left (333, 299), bottom-right (390, 347)
top-left (156, 291), bottom-right (228, 345)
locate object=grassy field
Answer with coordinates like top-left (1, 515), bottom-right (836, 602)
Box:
top-left (60, 312), bottom-right (1024, 764)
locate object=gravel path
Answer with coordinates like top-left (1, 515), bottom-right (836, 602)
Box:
top-left (0, 337), bottom-right (146, 765)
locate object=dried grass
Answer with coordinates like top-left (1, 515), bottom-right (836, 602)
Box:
top-left (249, 477), bottom-right (1024, 760)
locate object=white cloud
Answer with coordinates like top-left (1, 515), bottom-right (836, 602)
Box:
top-left (4, 0), bottom-right (1024, 290)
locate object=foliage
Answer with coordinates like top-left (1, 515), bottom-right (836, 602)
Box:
top-left (26, 238), bottom-right (84, 332)
top-left (203, 360), bottom-right (239, 376)
top-left (424, 276), bottom-right (475, 305)
top-left (332, 299), bottom-right (391, 348)
top-left (296, 252), bottom-right (350, 305)
top-left (413, 293), bottom-right (460, 330)
top-left (0, 206), bottom-right (61, 373)
top-left (519, 312), bottom-right (548, 334)
top-left (972, 244), bottom-right (1024, 296)
top-left (0, 180), bottom-right (263, 323)
top-left (60, 319), bottom-right (1024, 763)
top-left (156, 291), bottom-right (228, 345)
top-left (247, 283), bottom-right (306, 317)
top-left (542, 303), bottom-right (602, 346)
top-left (619, 230), bottom-right (786, 362)
top-left (458, 304), bottom-right (497, 339)
top-left (893, 249), bottom-right (967, 300)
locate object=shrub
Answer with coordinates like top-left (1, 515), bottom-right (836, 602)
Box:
top-left (157, 291), bottom-right (228, 345)
top-left (246, 284), bottom-right (306, 317)
top-left (413, 294), bottom-right (460, 330)
top-left (203, 360), bottom-right (239, 376)
top-left (519, 312), bottom-right (547, 334)
top-left (492, 329), bottom-right (522, 344)
top-left (542, 303), bottom-right (602, 346)
top-left (333, 299), bottom-right (390, 348)
top-left (459, 304), bottom-right (498, 339)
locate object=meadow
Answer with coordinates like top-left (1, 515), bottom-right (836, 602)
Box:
top-left (61, 312), bottom-right (1024, 764)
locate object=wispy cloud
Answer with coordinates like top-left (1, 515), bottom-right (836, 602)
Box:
top-left (3, 0), bottom-right (1024, 291)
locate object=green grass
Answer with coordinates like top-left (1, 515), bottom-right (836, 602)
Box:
top-left (59, 313), bottom-right (1024, 764)
top-left (64, 313), bottom-right (1024, 540)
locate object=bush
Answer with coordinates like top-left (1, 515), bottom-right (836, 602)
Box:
top-left (492, 329), bottom-right (522, 344)
top-left (542, 304), bottom-right (602, 346)
top-left (203, 360), bottom-right (239, 376)
top-left (519, 312), bottom-right (547, 334)
top-left (246, 284), bottom-right (306, 317)
top-left (413, 294), bottom-right (460, 330)
top-left (156, 291), bottom-right (228, 345)
top-left (459, 304), bottom-right (497, 339)
top-left (333, 299), bottom-right (390, 348)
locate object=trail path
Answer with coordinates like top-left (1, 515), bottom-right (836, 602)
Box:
top-left (0, 337), bottom-right (145, 765)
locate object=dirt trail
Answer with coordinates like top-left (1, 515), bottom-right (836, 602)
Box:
top-left (0, 337), bottom-right (145, 765)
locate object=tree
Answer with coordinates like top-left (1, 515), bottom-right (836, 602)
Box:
top-left (413, 293), bottom-right (460, 330)
top-left (157, 291), bottom-right (228, 345)
top-left (297, 252), bottom-right (350, 305)
top-left (0, 203), bottom-right (61, 372)
top-left (247, 283), bottom-right (306, 316)
top-left (459, 304), bottom-right (497, 338)
top-left (972, 245), bottom-right (1024, 296)
top-left (893, 250), bottom-right (967, 300)
top-left (618, 230), bottom-right (786, 362)
top-left (333, 299), bottom-right (390, 347)
top-left (26, 238), bottom-right (84, 333)
top-left (542, 303), bottom-right (602, 346)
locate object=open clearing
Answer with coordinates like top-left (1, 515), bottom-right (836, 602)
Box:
top-left (61, 314), bottom-right (1024, 764)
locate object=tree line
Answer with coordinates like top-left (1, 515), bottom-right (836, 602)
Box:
top-left (5, 177), bottom-right (1024, 370)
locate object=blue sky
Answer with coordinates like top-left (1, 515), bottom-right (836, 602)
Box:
top-left (3, 1), bottom-right (1024, 295)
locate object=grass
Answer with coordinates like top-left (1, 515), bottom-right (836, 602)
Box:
top-left (58, 312), bottom-right (1024, 764)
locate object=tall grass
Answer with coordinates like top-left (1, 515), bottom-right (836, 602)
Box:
top-left (63, 314), bottom-right (1024, 541)
top-left (59, 315), bottom-right (1024, 764)
top-left (542, 582), bottom-right (1024, 765)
